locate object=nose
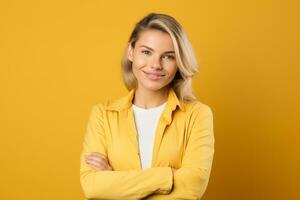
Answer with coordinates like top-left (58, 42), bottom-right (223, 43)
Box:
top-left (151, 56), bottom-right (163, 70)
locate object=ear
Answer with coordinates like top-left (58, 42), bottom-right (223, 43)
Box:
top-left (127, 43), bottom-right (134, 62)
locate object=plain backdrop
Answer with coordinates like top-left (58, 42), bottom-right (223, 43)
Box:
top-left (0, 0), bottom-right (299, 199)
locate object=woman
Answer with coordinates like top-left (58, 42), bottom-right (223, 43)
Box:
top-left (80, 13), bottom-right (215, 200)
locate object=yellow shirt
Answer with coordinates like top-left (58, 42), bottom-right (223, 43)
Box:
top-left (79, 87), bottom-right (215, 200)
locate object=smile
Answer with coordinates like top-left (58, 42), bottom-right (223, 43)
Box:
top-left (142, 71), bottom-right (165, 81)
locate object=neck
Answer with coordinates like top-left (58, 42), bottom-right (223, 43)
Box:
top-left (133, 86), bottom-right (169, 109)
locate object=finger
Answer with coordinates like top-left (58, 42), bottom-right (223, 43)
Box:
top-left (86, 157), bottom-right (112, 170)
top-left (85, 154), bottom-right (111, 169)
top-left (86, 153), bottom-right (106, 160)
top-left (91, 152), bottom-right (108, 161)
top-left (86, 152), bottom-right (109, 162)
top-left (87, 155), bottom-right (110, 167)
top-left (86, 159), bottom-right (102, 168)
top-left (86, 157), bottom-right (108, 169)
top-left (86, 155), bottom-right (107, 165)
top-left (85, 156), bottom-right (105, 165)
top-left (89, 163), bottom-right (102, 171)
top-left (88, 161), bottom-right (109, 171)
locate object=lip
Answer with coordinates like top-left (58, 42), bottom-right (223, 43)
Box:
top-left (143, 71), bottom-right (165, 81)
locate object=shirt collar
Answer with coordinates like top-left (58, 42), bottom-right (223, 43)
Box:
top-left (104, 87), bottom-right (184, 114)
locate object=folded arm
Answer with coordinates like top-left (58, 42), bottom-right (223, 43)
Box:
top-left (144, 103), bottom-right (215, 200)
top-left (80, 104), bottom-right (173, 199)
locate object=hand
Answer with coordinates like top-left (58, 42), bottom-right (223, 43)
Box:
top-left (171, 167), bottom-right (177, 174)
top-left (84, 152), bottom-right (112, 171)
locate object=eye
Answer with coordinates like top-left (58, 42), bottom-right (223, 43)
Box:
top-left (141, 50), bottom-right (151, 55)
top-left (163, 54), bottom-right (175, 60)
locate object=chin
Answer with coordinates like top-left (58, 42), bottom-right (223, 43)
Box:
top-left (141, 82), bottom-right (169, 91)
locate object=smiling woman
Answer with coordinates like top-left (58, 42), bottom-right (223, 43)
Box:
top-left (127, 29), bottom-right (178, 94)
top-left (80, 13), bottom-right (215, 200)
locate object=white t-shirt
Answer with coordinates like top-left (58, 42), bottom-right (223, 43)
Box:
top-left (132, 102), bottom-right (167, 169)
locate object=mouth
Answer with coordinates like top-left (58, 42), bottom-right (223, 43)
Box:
top-left (142, 71), bottom-right (165, 80)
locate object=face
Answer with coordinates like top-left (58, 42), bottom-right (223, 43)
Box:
top-left (127, 29), bottom-right (178, 92)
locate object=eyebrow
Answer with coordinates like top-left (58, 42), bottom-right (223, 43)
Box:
top-left (139, 45), bottom-right (175, 54)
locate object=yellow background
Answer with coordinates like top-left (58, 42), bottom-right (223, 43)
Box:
top-left (0, 0), bottom-right (299, 199)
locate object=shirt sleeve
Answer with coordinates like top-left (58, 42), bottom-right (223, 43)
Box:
top-left (79, 104), bottom-right (173, 200)
top-left (144, 103), bottom-right (215, 200)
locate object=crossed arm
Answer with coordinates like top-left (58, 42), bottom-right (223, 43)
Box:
top-left (85, 152), bottom-right (177, 174)
top-left (82, 151), bottom-right (177, 199)
top-left (80, 103), bottom-right (215, 199)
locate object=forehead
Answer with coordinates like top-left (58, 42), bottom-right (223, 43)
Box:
top-left (136, 29), bottom-right (174, 52)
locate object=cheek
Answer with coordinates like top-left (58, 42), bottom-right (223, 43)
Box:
top-left (131, 61), bottom-right (145, 78)
top-left (166, 64), bottom-right (178, 77)
top-left (132, 56), bottom-right (147, 69)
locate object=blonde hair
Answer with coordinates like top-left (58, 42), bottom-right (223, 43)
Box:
top-left (121, 13), bottom-right (199, 102)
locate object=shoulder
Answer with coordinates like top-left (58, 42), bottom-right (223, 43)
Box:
top-left (181, 100), bottom-right (214, 130)
top-left (183, 100), bottom-right (214, 136)
top-left (90, 94), bottom-right (128, 113)
top-left (183, 100), bottom-right (213, 118)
